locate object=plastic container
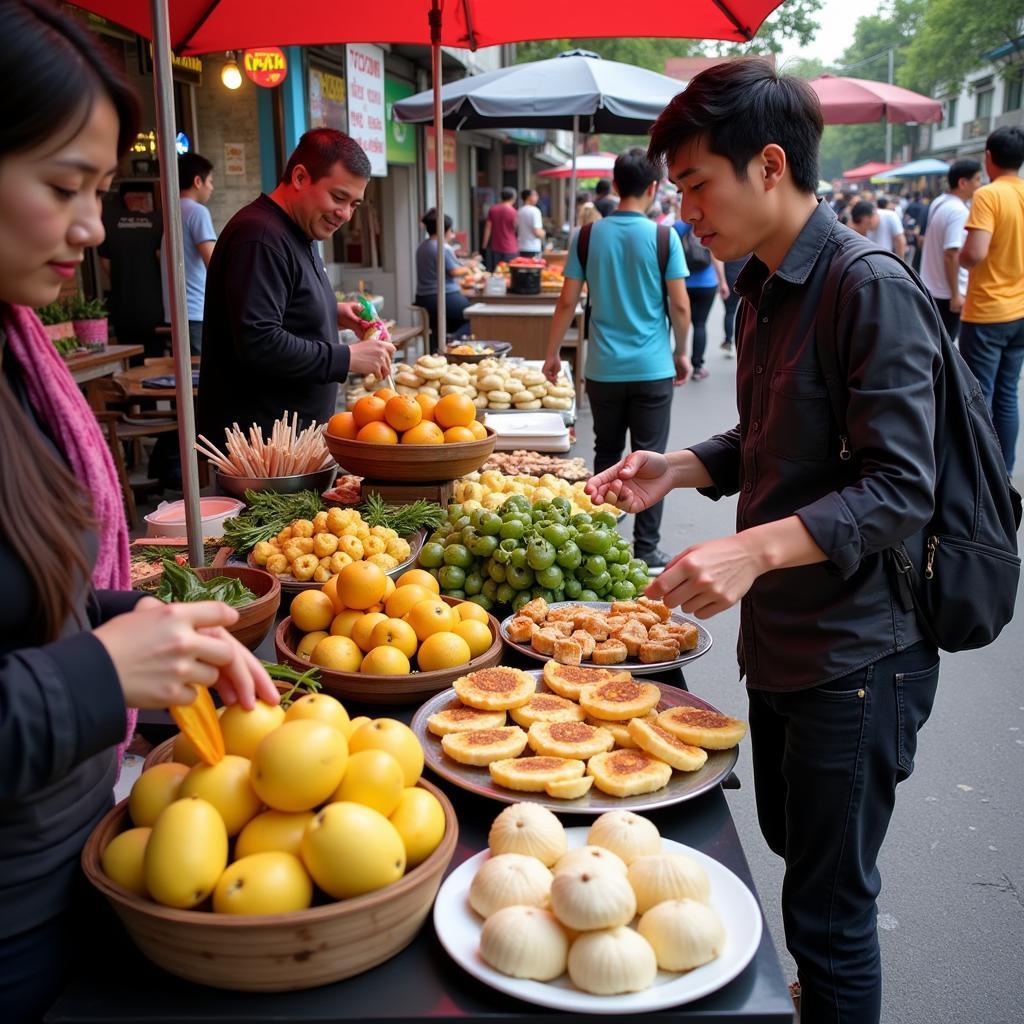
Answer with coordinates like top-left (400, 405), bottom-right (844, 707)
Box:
top-left (143, 497), bottom-right (244, 538)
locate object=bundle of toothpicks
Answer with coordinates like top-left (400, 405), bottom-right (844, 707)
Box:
top-left (196, 412), bottom-right (334, 478)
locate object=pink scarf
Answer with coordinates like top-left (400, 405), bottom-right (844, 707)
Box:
top-left (2, 303), bottom-right (137, 759)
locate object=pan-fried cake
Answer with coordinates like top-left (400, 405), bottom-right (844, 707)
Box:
top-left (579, 678), bottom-right (661, 720)
top-left (656, 705), bottom-right (747, 749)
top-left (587, 711), bottom-right (658, 749)
top-left (441, 726), bottom-right (528, 766)
top-left (453, 666), bottom-right (537, 710)
top-left (627, 717), bottom-right (708, 772)
top-left (542, 661), bottom-right (631, 700)
top-left (509, 692), bottom-right (586, 728)
top-left (587, 749), bottom-right (673, 797)
top-left (427, 703), bottom-right (507, 736)
top-left (489, 755), bottom-right (586, 792)
top-left (527, 720), bottom-right (615, 760)
top-left (545, 775), bottom-right (595, 800)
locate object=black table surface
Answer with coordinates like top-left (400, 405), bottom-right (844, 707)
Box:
top-left (46, 621), bottom-right (794, 1024)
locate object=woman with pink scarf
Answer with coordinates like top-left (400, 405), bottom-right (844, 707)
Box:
top-left (0, 6), bottom-right (279, 1021)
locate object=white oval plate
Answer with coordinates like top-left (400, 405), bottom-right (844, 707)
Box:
top-left (433, 826), bottom-right (763, 1014)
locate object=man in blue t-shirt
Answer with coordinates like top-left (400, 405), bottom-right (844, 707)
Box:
top-left (161, 152), bottom-right (217, 355)
top-left (543, 148), bottom-right (692, 568)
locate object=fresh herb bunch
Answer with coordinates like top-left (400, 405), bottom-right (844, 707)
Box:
top-left (157, 558), bottom-right (256, 608)
top-left (359, 492), bottom-right (446, 535)
top-left (261, 662), bottom-right (322, 707)
top-left (222, 489), bottom-right (325, 553)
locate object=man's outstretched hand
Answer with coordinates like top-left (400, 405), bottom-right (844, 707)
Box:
top-left (585, 451), bottom-right (674, 514)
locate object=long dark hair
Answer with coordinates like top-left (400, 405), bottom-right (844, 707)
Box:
top-left (0, 1), bottom-right (140, 642)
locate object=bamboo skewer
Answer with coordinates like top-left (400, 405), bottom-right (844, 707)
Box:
top-left (195, 413), bottom-right (333, 477)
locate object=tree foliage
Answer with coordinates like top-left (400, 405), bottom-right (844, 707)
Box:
top-left (902, 1), bottom-right (1023, 94)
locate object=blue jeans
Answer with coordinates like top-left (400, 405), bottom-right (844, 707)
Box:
top-left (959, 318), bottom-right (1024, 474)
top-left (748, 642), bottom-right (940, 1024)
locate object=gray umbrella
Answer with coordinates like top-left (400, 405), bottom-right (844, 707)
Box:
top-left (394, 50), bottom-right (685, 254)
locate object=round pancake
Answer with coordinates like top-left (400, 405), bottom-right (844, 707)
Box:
top-left (489, 755), bottom-right (586, 792)
top-left (527, 720), bottom-right (615, 760)
top-left (586, 712), bottom-right (658, 749)
top-left (627, 717), bottom-right (708, 772)
top-left (542, 661), bottom-right (631, 700)
top-left (579, 679), bottom-right (661, 720)
top-left (441, 726), bottom-right (528, 766)
top-left (586, 749), bottom-right (673, 797)
top-left (454, 667), bottom-right (537, 710)
top-left (656, 705), bottom-right (747, 749)
top-left (509, 692), bottom-right (586, 728)
top-left (545, 776), bottom-right (595, 800)
top-left (427, 703), bottom-right (507, 736)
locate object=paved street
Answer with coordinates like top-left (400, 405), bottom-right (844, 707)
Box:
top-left (573, 299), bottom-right (1024, 1024)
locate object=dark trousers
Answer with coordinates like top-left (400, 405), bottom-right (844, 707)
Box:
top-left (933, 297), bottom-right (961, 342)
top-left (415, 291), bottom-right (472, 351)
top-left (486, 249), bottom-right (517, 272)
top-left (686, 286), bottom-right (717, 369)
top-left (187, 319), bottom-right (203, 356)
top-left (585, 376), bottom-right (674, 556)
top-left (723, 259), bottom-right (745, 342)
top-left (748, 641), bottom-right (940, 1024)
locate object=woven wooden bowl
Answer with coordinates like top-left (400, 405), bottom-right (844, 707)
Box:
top-left (323, 426), bottom-right (496, 482)
top-left (274, 597), bottom-right (504, 706)
top-left (81, 779), bottom-right (458, 992)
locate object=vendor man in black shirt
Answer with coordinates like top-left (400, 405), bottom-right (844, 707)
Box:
top-left (198, 129), bottom-right (394, 441)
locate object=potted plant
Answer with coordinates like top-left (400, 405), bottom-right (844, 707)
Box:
top-left (37, 300), bottom-right (78, 354)
top-left (67, 294), bottom-right (109, 351)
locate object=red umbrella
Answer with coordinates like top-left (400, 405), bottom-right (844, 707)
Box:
top-left (841, 161), bottom-right (900, 181)
top-left (538, 153), bottom-right (619, 180)
top-left (808, 75), bottom-right (942, 125)
top-left (74, 2), bottom-right (782, 53)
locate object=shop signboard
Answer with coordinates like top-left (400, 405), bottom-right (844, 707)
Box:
top-left (244, 47), bottom-right (288, 88)
top-left (309, 66), bottom-right (347, 131)
top-left (426, 127), bottom-right (457, 173)
top-left (346, 44), bottom-right (387, 177)
top-left (385, 77), bottom-right (417, 165)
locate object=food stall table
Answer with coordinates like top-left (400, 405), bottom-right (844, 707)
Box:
top-left (464, 302), bottom-right (583, 363)
top-left (66, 344), bottom-right (145, 386)
top-left (47, 627), bottom-right (793, 1024)
top-left (462, 291), bottom-right (565, 305)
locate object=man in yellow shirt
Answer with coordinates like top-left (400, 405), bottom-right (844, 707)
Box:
top-left (959, 126), bottom-right (1024, 473)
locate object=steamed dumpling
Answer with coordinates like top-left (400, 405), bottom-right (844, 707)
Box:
top-left (470, 853), bottom-right (553, 918)
top-left (480, 905), bottom-right (569, 980)
top-left (567, 926), bottom-right (657, 994)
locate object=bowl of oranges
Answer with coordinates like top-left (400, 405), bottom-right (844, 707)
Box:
top-left (275, 563), bottom-right (503, 705)
top-left (324, 390), bottom-right (497, 483)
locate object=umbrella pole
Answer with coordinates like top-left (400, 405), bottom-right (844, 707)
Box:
top-left (568, 115), bottom-right (579, 235)
top-left (150, 0), bottom-right (203, 567)
top-left (430, 0), bottom-right (446, 352)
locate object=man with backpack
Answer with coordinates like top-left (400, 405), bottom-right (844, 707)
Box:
top-left (543, 147), bottom-right (692, 569)
top-left (586, 59), bottom-right (1018, 1024)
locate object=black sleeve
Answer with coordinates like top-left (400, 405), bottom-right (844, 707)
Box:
top-left (223, 239), bottom-right (351, 383)
top-left (89, 589), bottom-right (146, 625)
top-left (0, 633), bottom-right (126, 800)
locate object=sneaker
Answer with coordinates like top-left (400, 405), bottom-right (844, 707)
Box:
top-left (692, 367), bottom-right (709, 381)
top-left (634, 547), bottom-right (672, 570)
top-left (720, 339), bottom-right (734, 359)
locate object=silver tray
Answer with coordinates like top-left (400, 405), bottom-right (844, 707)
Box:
top-left (410, 671), bottom-right (739, 815)
top-left (499, 600), bottom-right (712, 676)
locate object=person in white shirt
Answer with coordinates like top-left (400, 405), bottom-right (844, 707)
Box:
top-left (919, 159), bottom-right (982, 340)
top-left (870, 197), bottom-right (906, 259)
top-left (516, 189), bottom-right (545, 256)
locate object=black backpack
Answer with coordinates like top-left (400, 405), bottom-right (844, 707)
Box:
top-left (814, 233), bottom-right (1022, 652)
top-left (676, 223), bottom-right (712, 273)
top-left (577, 221), bottom-right (672, 315)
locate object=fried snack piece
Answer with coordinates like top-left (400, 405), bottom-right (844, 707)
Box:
top-left (427, 704), bottom-right (507, 737)
top-left (575, 613), bottom-right (609, 641)
top-left (553, 638), bottom-right (583, 665)
top-left (611, 620), bottom-right (648, 657)
top-left (591, 639), bottom-right (629, 665)
top-left (545, 775), bottom-right (595, 800)
top-left (627, 717), bottom-right (708, 772)
top-left (637, 596), bottom-right (672, 622)
top-left (527, 720), bottom-right (615, 760)
top-left (570, 630), bottom-right (596, 659)
top-left (587, 749), bottom-right (673, 797)
top-left (441, 726), bottom-right (528, 766)
top-left (649, 621), bottom-right (700, 652)
top-left (530, 627), bottom-right (561, 657)
top-left (548, 620), bottom-right (575, 637)
top-left (543, 662), bottom-right (631, 700)
top-left (520, 597), bottom-right (550, 624)
top-left (453, 667), bottom-right (537, 710)
top-left (638, 639), bottom-right (680, 663)
top-left (489, 756), bottom-right (586, 792)
top-left (587, 712), bottom-right (658, 749)
top-left (510, 692), bottom-right (586, 728)
top-left (506, 615), bottom-right (537, 644)
top-left (656, 706), bottom-right (748, 749)
top-left (579, 679), bottom-right (661, 720)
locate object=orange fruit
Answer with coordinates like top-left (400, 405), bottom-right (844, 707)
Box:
top-left (400, 420), bottom-right (444, 445)
top-left (455, 601), bottom-right (489, 623)
top-left (383, 575), bottom-right (396, 600)
top-left (327, 411), bottom-right (358, 439)
top-left (453, 618), bottom-right (493, 658)
top-left (385, 583), bottom-right (436, 619)
top-left (322, 573), bottom-right (345, 614)
top-left (353, 394), bottom-right (387, 428)
top-left (405, 598), bottom-right (458, 641)
top-left (310, 635), bottom-right (363, 672)
top-left (384, 395), bottom-right (423, 433)
top-left (369, 617), bottom-right (419, 658)
top-left (348, 718), bottom-right (424, 786)
top-left (396, 569), bottom-right (441, 594)
top-left (329, 609), bottom-right (363, 637)
top-left (360, 646), bottom-right (411, 676)
top-left (336, 560), bottom-right (388, 610)
top-left (467, 419), bottom-right (487, 440)
top-left (351, 612), bottom-right (389, 653)
top-left (434, 393), bottom-right (476, 429)
top-left (374, 387), bottom-right (398, 402)
top-left (289, 590), bottom-right (335, 633)
top-left (356, 421), bottom-right (398, 444)
top-left (416, 631), bottom-right (472, 671)
top-left (443, 425), bottom-right (475, 444)
top-left (415, 393), bottom-right (437, 422)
